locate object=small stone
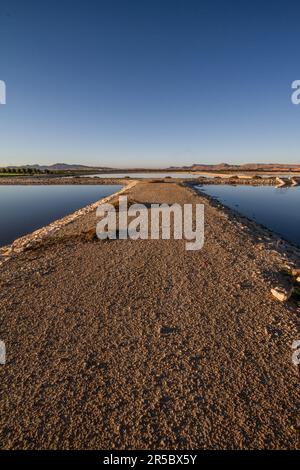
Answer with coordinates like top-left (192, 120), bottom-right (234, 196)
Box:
top-left (0, 247), bottom-right (12, 256)
top-left (291, 268), bottom-right (300, 277)
top-left (160, 326), bottom-right (178, 335)
top-left (271, 286), bottom-right (293, 302)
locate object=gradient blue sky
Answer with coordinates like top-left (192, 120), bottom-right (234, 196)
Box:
top-left (0, 0), bottom-right (299, 167)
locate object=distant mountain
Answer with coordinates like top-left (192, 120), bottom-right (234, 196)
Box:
top-left (46, 163), bottom-right (112, 171)
top-left (8, 163), bottom-right (113, 171)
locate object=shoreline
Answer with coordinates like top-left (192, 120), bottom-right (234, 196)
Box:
top-left (0, 180), bottom-right (137, 265)
top-left (1, 178), bottom-right (299, 266)
top-left (186, 182), bottom-right (300, 264)
top-left (0, 174), bottom-right (281, 186)
top-left (0, 176), bottom-right (133, 185)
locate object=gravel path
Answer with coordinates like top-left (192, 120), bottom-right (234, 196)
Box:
top-left (0, 182), bottom-right (299, 449)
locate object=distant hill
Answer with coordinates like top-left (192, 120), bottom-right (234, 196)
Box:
top-left (8, 163), bottom-right (113, 171)
top-left (188, 163), bottom-right (300, 172)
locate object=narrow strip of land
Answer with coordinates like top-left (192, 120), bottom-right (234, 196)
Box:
top-left (0, 182), bottom-right (299, 449)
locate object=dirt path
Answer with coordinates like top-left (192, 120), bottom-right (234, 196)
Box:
top-left (0, 182), bottom-right (299, 449)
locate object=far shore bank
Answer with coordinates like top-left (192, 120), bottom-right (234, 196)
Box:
top-left (0, 176), bottom-right (132, 185)
top-left (0, 174), bottom-right (288, 186)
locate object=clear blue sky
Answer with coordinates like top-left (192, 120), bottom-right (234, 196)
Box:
top-left (0, 0), bottom-right (299, 167)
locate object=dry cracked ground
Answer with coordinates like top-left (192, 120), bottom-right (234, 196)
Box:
top-left (0, 181), bottom-right (299, 449)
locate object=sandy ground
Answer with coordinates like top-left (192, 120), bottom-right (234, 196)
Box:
top-left (0, 181), bottom-right (299, 450)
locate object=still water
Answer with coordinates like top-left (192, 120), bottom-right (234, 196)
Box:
top-left (197, 185), bottom-right (300, 247)
top-left (0, 185), bottom-right (122, 247)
